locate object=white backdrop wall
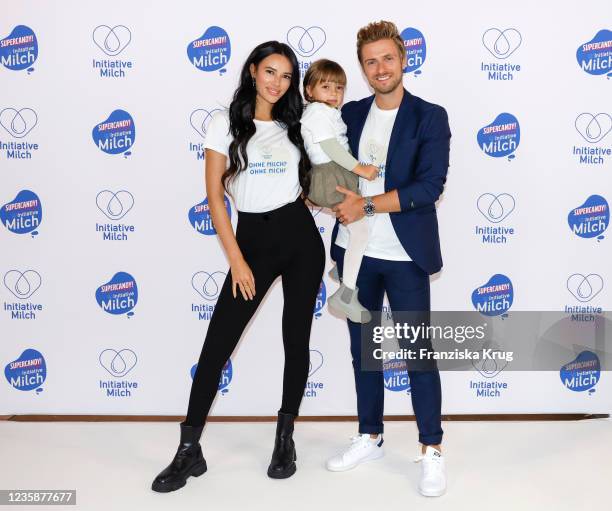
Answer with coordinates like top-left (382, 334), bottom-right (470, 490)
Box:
top-left (1, 0), bottom-right (611, 417)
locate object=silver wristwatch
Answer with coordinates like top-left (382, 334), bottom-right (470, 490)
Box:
top-left (363, 196), bottom-right (375, 217)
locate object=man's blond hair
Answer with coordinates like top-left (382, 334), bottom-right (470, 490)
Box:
top-left (356, 20), bottom-right (405, 63)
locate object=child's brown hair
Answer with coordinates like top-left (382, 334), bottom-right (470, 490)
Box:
top-left (302, 59), bottom-right (347, 102)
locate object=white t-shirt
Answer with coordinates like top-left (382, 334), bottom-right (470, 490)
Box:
top-left (335, 101), bottom-right (412, 261)
top-left (300, 102), bottom-right (350, 165)
top-left (204, 110), bottom-right (302, 213)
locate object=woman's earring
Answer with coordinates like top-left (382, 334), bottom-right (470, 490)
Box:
top-left (251, 76), bottom-right (256, 88)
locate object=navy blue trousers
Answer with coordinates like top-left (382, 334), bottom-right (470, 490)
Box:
top-left (334, 245), bottom-right (443, 445)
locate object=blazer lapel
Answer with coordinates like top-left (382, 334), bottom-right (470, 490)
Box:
top-left (385, 88), bottom-right (418, 173)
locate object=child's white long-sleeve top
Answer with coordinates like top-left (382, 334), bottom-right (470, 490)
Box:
top-left (300, 102), bottom-right (359, 171)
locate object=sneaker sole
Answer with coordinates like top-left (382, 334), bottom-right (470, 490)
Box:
top-left (326, 448), bottom-right (384, 472)
top-left (418, 486), bottom-right (446, 497)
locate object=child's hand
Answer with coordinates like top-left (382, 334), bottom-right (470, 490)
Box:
top-left (359, 164), bottom-right (379, 181)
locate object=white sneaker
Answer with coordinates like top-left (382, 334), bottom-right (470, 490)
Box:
top-left (326, 434), bottom-right (384, 472)
top-left (414, 446), bottom-right (446, 497)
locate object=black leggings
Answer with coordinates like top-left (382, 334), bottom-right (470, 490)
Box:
top-left (185, 197), bottom-right (325, 426)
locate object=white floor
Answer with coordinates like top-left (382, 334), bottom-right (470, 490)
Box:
top-left (1, 419), bottom-right (611, 510)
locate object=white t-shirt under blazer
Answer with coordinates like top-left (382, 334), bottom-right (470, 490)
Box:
top-left (204, 110), bottom-right (302, 213)
top-left (335, 101), bottom-right (412, 261)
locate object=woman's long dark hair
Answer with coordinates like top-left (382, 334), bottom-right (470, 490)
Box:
top-left (224, 41), bottom-right (311, 195)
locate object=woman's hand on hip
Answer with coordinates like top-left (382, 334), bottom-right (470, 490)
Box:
top-left (230, 256), bottom-right (256, 300)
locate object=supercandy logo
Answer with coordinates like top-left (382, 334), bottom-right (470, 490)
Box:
top-left (92, 110), bottom-right (135, 156)
top-left (5, 349), bottom-right (46, 392)
top-left (576, 30), bottom-right (612, 78)
top-left (567, 195), bottom-right (609, 240)
top-left (0, 25), bottom-right (37, 73)
top-left (92, 24), bottom-right (133, 78)
top-left (314, 280), bottom-right (326, 318)
top-left (471, 274), bottom-right (513, 316)
top-left (477, 113), bottom-right (520, 160)
top-left (191, 359), bottom-right (232, 394)
top-left (383, 359), bottom-right (411, 393)
top-left (95, 272), bottom-right (138, 317)
top-left (573, 113), bottom-right (612, 165)
top-left (188, 196), bottom-right (231, 235)
top-left (401, 27), bottom-right (426, 76)
top-left (187, 26), bottom-right (230, 74)
top-left (480, 28), bottom-right (522, 81)
top-left (1, 190), bottom-right (42, 236)
top-left (189, 108), bottom-right (222, 160)
top-left (0, 107), bottom-right (39, 160)
top-left (560, 351), bottom-right (600, 393)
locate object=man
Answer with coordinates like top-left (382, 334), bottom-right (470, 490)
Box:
top-left (327, 20), bottom-right (451, 497)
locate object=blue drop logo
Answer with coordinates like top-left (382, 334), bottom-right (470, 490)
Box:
top-left (383, 360), bottom-right (411, 392)
top-left (471, 274), bottom-right (513, 316)
top-left (0, 25), bottom-right (38, 72)
top-left (560, 351), bottom-right (600, 392)
top-left (5, 349), bottom-right (46, 391)
top-left (92, 109), bottom-right (135, 155)
top-left (187, 26), bottom-right (231, 72)
top-left (1, 189), bottom-right (42, 235)
top-left (95, 271), bottom-right (138, 316)
top-left (477, 113), bottom-right (520, 159)
top-left (401, 27), bottom-right (426, 75)
top-left (188, 196), bottom-right (231, 235)
top-left (567, 195), bottom-right (609, 239)
top-left (576, 29), bottom-right (612, 77)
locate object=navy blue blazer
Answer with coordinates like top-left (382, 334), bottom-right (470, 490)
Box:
top-left (330, 88), bottom-right (451, 275)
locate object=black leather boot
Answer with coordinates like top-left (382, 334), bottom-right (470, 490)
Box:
top-left (151, 421), bottom-right (207, 492)
top-left (267, 411), bottom-right (297, 479)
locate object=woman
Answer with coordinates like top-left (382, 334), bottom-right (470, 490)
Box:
top-left (151, 41), bottom-right (325, 492)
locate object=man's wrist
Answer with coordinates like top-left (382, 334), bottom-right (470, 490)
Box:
top-left (363, 196), bottom-right (375, 217)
